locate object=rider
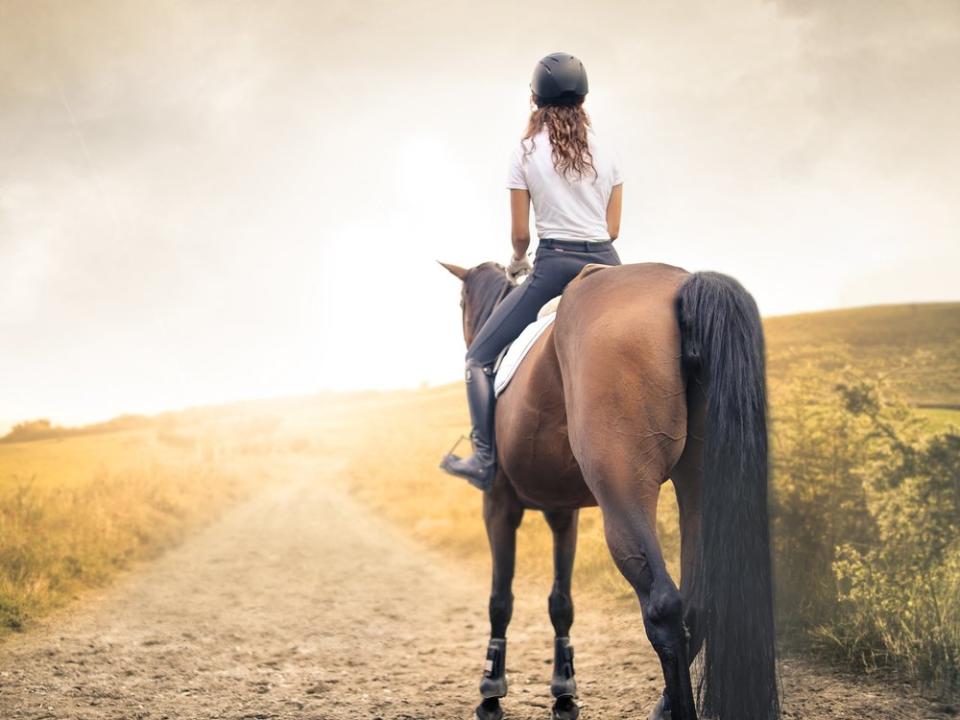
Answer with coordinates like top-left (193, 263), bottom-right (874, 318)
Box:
top-left (441, 52), bottom-right (624, 491)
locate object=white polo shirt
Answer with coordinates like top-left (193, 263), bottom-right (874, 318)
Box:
top-left (506, 126), bottom-right (623, 242)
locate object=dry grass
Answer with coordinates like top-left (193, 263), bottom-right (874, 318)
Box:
top-left (338, 390), bottom-right (958, 611)
top-left (339, 303), bottom-right (960, 600)
top-left (0, 395), bottom-right (366, 634)
top-left (764, 302), bottom-right (960, 406)
top-left (0, 427), bottom-right (249, 632)
top-left (341, 383), bottom-right (679, 606)
top-left (2, 302), bottom-right (956, 688)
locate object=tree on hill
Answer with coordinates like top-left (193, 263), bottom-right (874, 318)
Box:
top-left (1, 419), bottom-right (58, 443)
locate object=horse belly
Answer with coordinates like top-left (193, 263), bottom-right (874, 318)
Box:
top-left (496, 327), bottom-right (597, 510)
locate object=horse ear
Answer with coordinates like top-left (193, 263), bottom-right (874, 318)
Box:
top-left (437, 261), bottom-right (469, 281)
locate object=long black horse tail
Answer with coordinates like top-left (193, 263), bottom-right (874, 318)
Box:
top-left (675, 271), bottom-right (780, 720)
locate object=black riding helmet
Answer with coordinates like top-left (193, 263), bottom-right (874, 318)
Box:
top-left (531, 52), bottom-right (588, 106)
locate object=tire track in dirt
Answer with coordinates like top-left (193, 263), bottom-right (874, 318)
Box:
top-left (0, 460), bottom-right (952, 719)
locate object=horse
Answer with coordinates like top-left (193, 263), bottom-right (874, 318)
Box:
top-left (438, 260), bottom-right (779, 720)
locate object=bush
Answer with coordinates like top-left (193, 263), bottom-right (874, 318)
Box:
top-left (771, 366), bottom-right (960, 691)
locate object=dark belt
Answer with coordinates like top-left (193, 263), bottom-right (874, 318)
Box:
top-left (539, 238), bottom-right (614, 252)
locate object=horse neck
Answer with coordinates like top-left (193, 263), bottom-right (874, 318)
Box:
top-left (472, 281), bottom-right (514, 333)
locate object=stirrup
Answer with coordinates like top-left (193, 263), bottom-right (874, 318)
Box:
top-left (442, 434), bottom-right (470, 460)
top-left (439, 451), bottom-right (496, 491)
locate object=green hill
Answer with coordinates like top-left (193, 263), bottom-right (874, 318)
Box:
top-left (763, 302), bottom-right (960, 407)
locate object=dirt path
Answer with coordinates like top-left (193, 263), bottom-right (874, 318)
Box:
top-left (0, 461), bottom-right (953, 719)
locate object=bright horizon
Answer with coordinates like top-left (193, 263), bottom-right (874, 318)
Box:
top-left (2, 0), bottom-right (958, 429)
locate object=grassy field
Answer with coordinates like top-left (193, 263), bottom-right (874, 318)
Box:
top-left (2, 301), bottom-right (958, 688)
top-left (0, 394), bottom-right (373, 634)
top-left (342, 302), bottom-right (960, 589)
top-left (764, 302), bottom-right (960, 406)
top-left (0, 430), bottom-right (223, 630)
top-left (340, 383), bottom-right (656, 602)
top-left (340, 301), bottom-right (960, 691)
top-left (917, 406), bottom-right (960, 433)
top-left (342, 383), bottom-right (960, 598)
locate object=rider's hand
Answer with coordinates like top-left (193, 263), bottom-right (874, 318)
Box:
top-left (506, 253), bottom-right (532, 281)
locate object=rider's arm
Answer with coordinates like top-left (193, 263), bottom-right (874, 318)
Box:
top-left (606, 183), bottom-right (623, 241)
top-left (510, 188), bottom-right (531, 260)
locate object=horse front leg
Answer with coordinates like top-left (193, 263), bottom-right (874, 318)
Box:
top-left (543, 509), bottom-right (580, 720)
top-left (476, 475), bottom-right (524, 720)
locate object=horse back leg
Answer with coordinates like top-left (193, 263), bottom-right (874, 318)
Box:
top-left (646, 384), bottom-right (707, 719)
top-left (476, 474), bottom-right (524, 720)
top-left (594, 466), bottom-right (697, 720)
top-left (672, 382), bottom-right (707, 659)
top-left (566, 398), bottom-right (696, 719)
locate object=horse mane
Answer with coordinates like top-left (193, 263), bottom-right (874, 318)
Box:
top-left (465, 262), bottom-right (516, 338)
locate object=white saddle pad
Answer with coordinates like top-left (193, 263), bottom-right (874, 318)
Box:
top-left (494, 312), bottom-right (556, 397)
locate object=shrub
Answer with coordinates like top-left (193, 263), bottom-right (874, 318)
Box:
top-left (771, 366), bottom-right (960, 691)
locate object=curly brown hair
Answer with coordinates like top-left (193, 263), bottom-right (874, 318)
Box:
top-left (522, 96), bottom-right (597, 181)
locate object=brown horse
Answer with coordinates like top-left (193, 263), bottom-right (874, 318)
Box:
top-left (439, 261), bottom-right (779, 720)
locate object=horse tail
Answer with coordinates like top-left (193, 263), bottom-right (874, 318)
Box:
top-left (675, 271), bottom-right (780, 720)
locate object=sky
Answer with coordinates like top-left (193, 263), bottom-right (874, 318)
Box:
top-left (1, 0), bottom-right (958, 428)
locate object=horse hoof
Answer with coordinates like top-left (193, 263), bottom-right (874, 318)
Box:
top-left (476, 697), bottom-right (504, 720)
top-left (552, 695), bottom-right (580, 720)
top-left (647, 695), bottom-right (671, 720)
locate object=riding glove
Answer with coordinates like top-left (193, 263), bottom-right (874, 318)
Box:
top-left (506, 253), bottom-right (532, 281)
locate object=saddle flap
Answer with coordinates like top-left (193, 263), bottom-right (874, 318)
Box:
top-left (493, 312), bottom-right (557, 397)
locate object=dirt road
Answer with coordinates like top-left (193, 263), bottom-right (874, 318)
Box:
top-left (0, 462), bottom-right (952, 719)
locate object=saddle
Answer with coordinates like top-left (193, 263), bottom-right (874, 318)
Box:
top-left (493, 296), bottom-right (561, 397)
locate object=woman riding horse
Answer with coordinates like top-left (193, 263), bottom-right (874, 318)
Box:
top-left (439, 55), bottom-right (779, 720)
top-left (441, 52), bottom-right (625, 490)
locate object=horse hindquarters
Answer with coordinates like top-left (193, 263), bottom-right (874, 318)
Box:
top-left (554, 264), bottom-right (698, 719)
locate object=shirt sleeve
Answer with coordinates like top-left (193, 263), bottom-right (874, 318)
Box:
top-left (506, 143), bottom-right (527, 190)
top-left (610, 149), bottom-right (624, 186)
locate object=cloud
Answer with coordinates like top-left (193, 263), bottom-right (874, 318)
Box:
top-left (772, 0), bottom-right (960, 184)
top-left (0, 0), bottom-right (956, 424)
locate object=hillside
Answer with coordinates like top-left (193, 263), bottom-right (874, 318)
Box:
top-left (4, 303), bottom-right (957, 448)
top-left (764, 302), bottom-right (960, 406)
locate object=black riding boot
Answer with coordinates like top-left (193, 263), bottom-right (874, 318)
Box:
top-left (440, 360), bottom-right (497, 491)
